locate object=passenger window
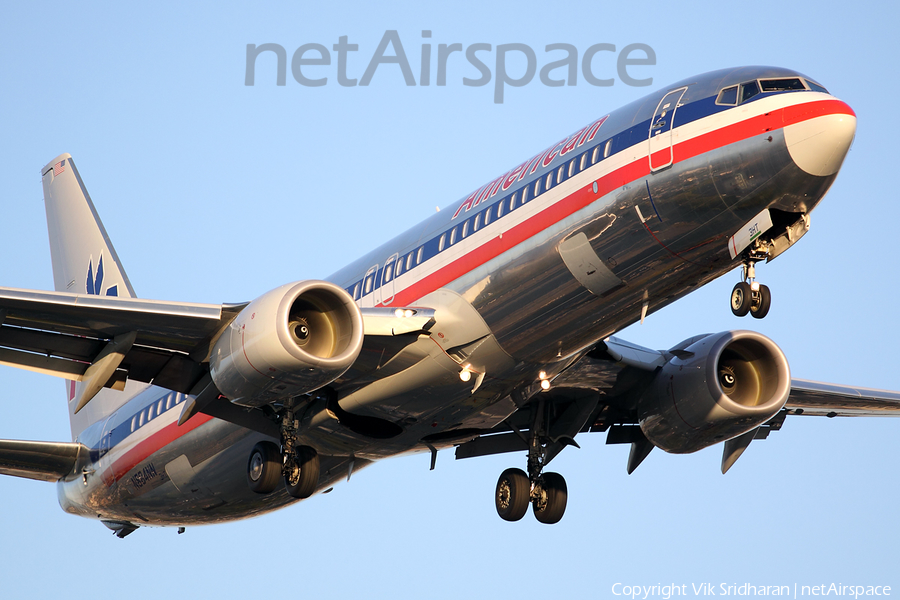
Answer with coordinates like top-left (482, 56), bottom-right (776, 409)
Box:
top-left (131, 416), bottom-right (138, 432)
top-left (139, 412), bottom-right (145, 427)
top-left (450, 227), bottom-right (457, 245)
top-left (484, 207), bottom-right (492, 225)
top-left (416, 246), bottom-right (423, 264)
top-left (568, 160), bottom-right (576, 177)
top-left (520, 187), bottom-right (528, 204)
top-left (352, 283), bottom-right (361, 300)
top-left (546, 173), bottom-right (553, 190)
top-left (166, 395), bottom-right (173, 410)
top-left (439, 233), bottom-right (446, 252)
top-left (716, 85), bottom-right (738, 105)
top-left (557, 165), bottom-right (565, 184)
top-left (740, 81), bottom-right (760, 103)
top-left (592, 146), bottom-right (600, 163)
top-left (364, 276), bottom-right (373, 294)
top-left (395, 260), bottom-right (403, 277)
top-left (461, 221), bottom-right (469, 238)
top-left (497, 200), bottom-right (505, 218)
top-left (406, 252), bottom-right (414, 270)
top-left (579, 153), bottom-right (587, 171)
top-left (474, 213), bottom-right (482, 231)
top-left (384, 262), bottom-right (394, 282)
top-left (604, 139), bottom-right (612, 158)
top-left (534, 179), bottom-right (542, 196)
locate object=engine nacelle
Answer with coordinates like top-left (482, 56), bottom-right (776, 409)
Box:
top-left (210, 280), bottom-right (364, 407)
top-left (637, 330), bottom-right (790, 454)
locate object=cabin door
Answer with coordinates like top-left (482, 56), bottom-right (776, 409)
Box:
top-left (648, 87), bottom-right (688, 172)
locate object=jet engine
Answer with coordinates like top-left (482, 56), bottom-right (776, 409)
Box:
top-left (210, 280), bottom-right (364, 407)
top-left (637, 330), bottom-right (790, 454)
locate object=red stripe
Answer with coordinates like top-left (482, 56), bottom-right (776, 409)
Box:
top-left (389, 99), bottom-right (853, 307)
top-left (105, 413), bottom-right (214, 484)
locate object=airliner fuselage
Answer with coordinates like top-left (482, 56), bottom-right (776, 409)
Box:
top-left (38, 65), bottom-right (856, 529)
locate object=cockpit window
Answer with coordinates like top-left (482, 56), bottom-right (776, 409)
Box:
top-left (760, 78), bottom-right (806, 92)
top-left (716, 85), bottom-right (738, 106)
top-left (805, 79), bottom-right (829, 94)
top-left (740, 80), bottom-right (760, 103)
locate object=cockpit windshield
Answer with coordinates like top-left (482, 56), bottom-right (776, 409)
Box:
top-left (715, 76), bottom-right (829, 107)
top-left (760, 78), bottom-right (805, 91)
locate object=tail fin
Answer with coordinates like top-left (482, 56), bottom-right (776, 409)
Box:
top-left (41, 154), bottom-right (140, 438)
top-left (42, 154), bottom-right (135, 299)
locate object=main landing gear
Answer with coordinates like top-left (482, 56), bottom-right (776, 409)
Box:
top-left (730, 250), bottom-right (771, 320)
top-left (246, 398), bottom-right (320, 498)
top-left (494, 398), bottom-right (569, 524)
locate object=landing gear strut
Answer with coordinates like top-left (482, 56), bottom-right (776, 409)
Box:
top-left (246, 397), bottom-right (320, 498)
top-left (731, 246), bottom-right (771, 319)
top-left (494, 398), bottom-right (568, 524)
top-left (280, 398), bottom-right (320, 499)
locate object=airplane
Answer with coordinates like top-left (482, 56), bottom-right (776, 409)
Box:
top-left (1, 65), bottom-right (898, 537)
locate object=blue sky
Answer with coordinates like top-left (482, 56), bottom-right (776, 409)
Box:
top-left (1, 2), bottom-right (898, 598)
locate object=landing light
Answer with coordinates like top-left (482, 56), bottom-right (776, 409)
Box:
top-left (459, 367), bottom-right (472, 382)
top-left (539, 371), bottom-right (551, 391)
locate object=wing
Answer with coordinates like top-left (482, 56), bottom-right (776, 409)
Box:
top-left (785, 379), bottom-right (900, 417)
top-left (0, 286), bottom-right (433, 406)
top-left (0, 286), bottom-right (242, 396)
top-left (455, 334), bottom-right (900, 475)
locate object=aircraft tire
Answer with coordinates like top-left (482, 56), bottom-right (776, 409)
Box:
top-left (247, 441), bottom-right (281, 494)
top-left (533, 472), bottom-right (567, 525)
top-left (284, 445), bottom-right (320, 499)
top-left (731, 282), bottom-right (752, 317)
top-left (495, 468), bottom-right (529, 522)
top-left (750, 285), bottom-right (771, 319)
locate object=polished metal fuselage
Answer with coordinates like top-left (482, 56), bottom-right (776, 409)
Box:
top-left (59, 66), bottom-right (852, 526)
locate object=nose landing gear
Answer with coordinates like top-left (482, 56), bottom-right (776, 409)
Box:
top-left (730, 252), bottom-right (771, 319)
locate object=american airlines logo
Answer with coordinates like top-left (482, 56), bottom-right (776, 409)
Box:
top-left (86, 255), bottom-right (118, 297)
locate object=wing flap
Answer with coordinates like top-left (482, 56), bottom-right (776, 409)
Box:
top-left (0, 440), bottom-right (87, 482)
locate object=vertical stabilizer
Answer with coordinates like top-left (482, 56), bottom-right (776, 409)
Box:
top-left (41, 154), bottom-right (143, 438)
top-left (42, 154), bottom-right (135, 299)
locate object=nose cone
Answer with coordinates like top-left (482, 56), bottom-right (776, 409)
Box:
top-left (784, 101), bottom-right (856, 177)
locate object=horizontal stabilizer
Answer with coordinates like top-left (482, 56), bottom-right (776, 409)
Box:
top-left (0, 439), bottom-right (87, 482)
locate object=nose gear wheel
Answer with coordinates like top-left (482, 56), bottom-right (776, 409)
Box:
top-left (731, 247), bottom-right (771, 319)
